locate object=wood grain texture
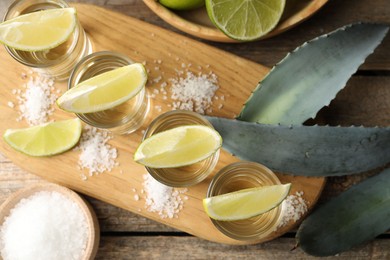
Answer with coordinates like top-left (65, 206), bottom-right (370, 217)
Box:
top-left (0, 4), bottom-right (325, 245)
top-left (95, 236), bottom-right (390, 260)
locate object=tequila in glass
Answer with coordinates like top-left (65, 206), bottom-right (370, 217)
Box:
top-left (143, 110), bottom-right (220, 187)
top-left (3, 0), bottom-right (92, 81)
top-left (68, 51), bottom-right (150, 135)
top-left (206, 161), bottom-right (285, 241)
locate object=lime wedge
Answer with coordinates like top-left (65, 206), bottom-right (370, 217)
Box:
top-left (205, 0), bottom-right (286, 41)
top-left (57, 64), bottom-right (147, 113)
top-left (0, 8), bottom-right (77, 51)
top-left (134, 125), bottom-right (222, 168)
top-left (3, 118), bottom-right (82, 157)
top-left (203, 183), bottom-right (291, 221)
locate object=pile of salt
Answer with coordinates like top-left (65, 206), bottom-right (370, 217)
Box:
top-left (14, 73), bottom-right (58, 125)
top-left (75, 125), bottom-right (118, 179)
top-left (143, 174), bottom-right (188, 219)
top-left (0, 191), bottom-right (89, 260)
top-left (170, 71), bottom-right (219, 114)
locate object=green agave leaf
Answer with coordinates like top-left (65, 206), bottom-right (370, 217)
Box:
top-left (206, 116), bottom-right (390, 176)
top-left (296, 168), bottom-right (390, 256)
top-left (238, 23), bottom-right (389, 124)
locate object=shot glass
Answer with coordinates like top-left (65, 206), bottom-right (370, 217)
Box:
top-left (68, 51), bottom-right (150, 135)
top-left (3, 0), bottom-right (92, 81)
top-left (206, 161), bottom-right (285, 242)
top-left (142, 110), bottom-right (220, 187)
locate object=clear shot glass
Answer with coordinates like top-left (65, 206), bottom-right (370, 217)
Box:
top-left (3, 0), bottom-right (92, 81)
top-left (206, 161), bottom-right (285, 242)
top-left (142, 110), bottom-right (220, 187)
top-left (68, 51), bottom-right (150, 135)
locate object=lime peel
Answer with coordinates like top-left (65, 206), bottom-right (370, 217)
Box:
top-left (203, 183), bottom-right (291, 221)
top-left (159, 0), bottom-right (205, 10)
top-left (0, 8), bottom-right (77, 51)
top-left (134, 125), bottom-right (222, 168)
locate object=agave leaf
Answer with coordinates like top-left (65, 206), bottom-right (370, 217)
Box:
top-left (206, 116), bottom-right (390, 176)
top-left (238, 23), bottom-right (389, 125)
top-left (296, 168), bottom-right (390, 256)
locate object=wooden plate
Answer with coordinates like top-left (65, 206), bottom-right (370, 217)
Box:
top-left (0, 183), bottom-right (100, 260)
top-left (142, 0), bottom-right (328, 42)
top-left (0, 4), bottom-right (325, 245)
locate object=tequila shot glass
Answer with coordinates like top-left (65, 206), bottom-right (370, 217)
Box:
top-left (68, 51), bottom-right (150, 134)
top-left (3, 0), bottom-right (92, 81)
top-left (206, 161), bottom-right (285, 242)
top-left (142, 110), bottom-right (220, 187)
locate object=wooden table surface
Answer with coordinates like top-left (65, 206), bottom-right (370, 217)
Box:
top-left (0, 0), bottom-right (389, 259)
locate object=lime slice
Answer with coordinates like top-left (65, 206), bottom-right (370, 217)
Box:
top-left (203, 183), bottom-right (291, 221)
top-left (57, 64), bottom-right (147, 113)
top-left (134, 125), bottom-right (222, 168)
top-left (205, 0), bottom-right (286, 41)
top-left (3, 118), bottom-right (82, 157)
top-left (0, 8), bottom-right (77, 51)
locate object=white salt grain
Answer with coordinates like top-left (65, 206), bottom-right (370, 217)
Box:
top-left (143, 174), bottom-right (187, 219)
top-left (15, 74), bottom-right (58, 125)
top-left (0, 191), bottom-right (89, 260)
top-left (7, 102), bottom-right (14, 108)
top-left (278, 191), bottom-right (308, 228)
top-left (153, 76), bottom-right (162, 83)
top-left (75, 126), bottom-right (118, 177)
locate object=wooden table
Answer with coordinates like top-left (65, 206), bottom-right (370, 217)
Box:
top-left (0, 0), bottom-right (389, 258)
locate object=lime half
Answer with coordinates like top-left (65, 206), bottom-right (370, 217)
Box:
top-left (0, 8), bottom-right (77, 51)
top-left (206, 0), bottom-right (286, 41)
top-left (134, 125), bottom-right (222, 168)
top-left (3, 118), bottom-right (82, 157)
top-left (57, 64), bottom-right (147, 114)
top-left (203, 183), bottom-right (291, 221)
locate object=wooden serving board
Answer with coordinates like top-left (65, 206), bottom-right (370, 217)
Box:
top-left (0, 4), bottom-right (325, 245)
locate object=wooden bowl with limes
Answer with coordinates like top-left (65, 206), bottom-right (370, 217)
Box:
top-left (143, 0), bottom-right (328, 42)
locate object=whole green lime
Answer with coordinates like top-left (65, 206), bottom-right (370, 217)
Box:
top-left (159, 0), bottom-right (205, 10)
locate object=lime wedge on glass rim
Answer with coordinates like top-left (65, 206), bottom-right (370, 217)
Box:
top-left (205, 0), bottom-right (286, 41)
top-left (57, 63), bottom-right (148, 114)
top-left (3, 118), bottom-right (82, 157)
top-left (134, 125), bottom-right (222, 168)
top-left (0, 8), bottom-right (77, 51)
top-left (203, 183), bottom-right (291, 221)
